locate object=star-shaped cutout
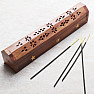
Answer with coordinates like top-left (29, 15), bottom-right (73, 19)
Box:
top-left (31, 56), bottom-right (35, 61)
top-left (76, 24), bottom-right (79, 29)
top-left (56, 38), bottom-right (60, 43)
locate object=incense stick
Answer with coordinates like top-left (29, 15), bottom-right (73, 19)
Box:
top-left (81, 36), bottom-right (86, 94)
top-left (62, 35), bottom-right (90, 83)
top-left (53, 38), bottom-right (85, 87)
top-left (30, 39), bottom-right (79, 80)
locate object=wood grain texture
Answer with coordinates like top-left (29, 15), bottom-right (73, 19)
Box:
top-left (1, 2), bottom-right (89, 72)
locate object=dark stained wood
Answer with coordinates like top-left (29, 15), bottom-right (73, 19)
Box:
top-left (1, 2), bottom-right (89, 72)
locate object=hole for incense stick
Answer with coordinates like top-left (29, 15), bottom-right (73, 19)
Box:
top-left (77, 11), bottom-right (81, 15)
top-left (46, 23), bottom-right (53, 28)
top-left (55, 15), bottom-right (65, 22)
top-left (73, 7), bottom-right (77, 11)
top-left (21, 47), bottom-right (28, 52)
top-left (34, 28), bottom-right (45, 36)
top-left (30, 41), bottom-right (37, 48)
top-left (71, 14), bottom-right (76, 20)
top-left (38, 33), bottom-right (50, 40)
top-left (16, 42), bottom-right (23, 46)
top-left (25, 36), bottom-right (32, 41)
top-left (52, 27), bottom-right (57, 33)
top-left (66, 11), bottom-right (72, 15)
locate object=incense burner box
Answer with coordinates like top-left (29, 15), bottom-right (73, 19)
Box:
top-left (1, 2), bottom-right (89, 72)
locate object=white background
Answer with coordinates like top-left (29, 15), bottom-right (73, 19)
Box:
top-left (0, 0), bottom-right (94, 94)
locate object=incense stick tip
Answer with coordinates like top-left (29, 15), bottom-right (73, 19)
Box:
top-left (70, 38), bottom-right (79, 46)
top-left (86, 34), bottom-right (90, 42)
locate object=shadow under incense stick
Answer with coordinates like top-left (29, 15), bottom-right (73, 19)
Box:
top-left (53, 38), bottom-right (85, 88)
top-left (81, 36), bottom-right (86, 94)
top-left (30, 39), bottom-right (79, 80)
top-left (62, 35), bottom-right (90, 83)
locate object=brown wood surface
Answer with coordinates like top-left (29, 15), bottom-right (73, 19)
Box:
top-left (1, 2), bottom-right (89, 72)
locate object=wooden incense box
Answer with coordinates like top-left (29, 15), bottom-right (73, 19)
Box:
top-left (1, 2), bottom-right (89, 72)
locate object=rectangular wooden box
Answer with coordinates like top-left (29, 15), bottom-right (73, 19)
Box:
top-left (1, 2), bottom-right (89, 72)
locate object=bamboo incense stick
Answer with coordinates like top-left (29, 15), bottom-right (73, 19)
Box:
top-left (30, 39), bottom-right (79, 80)
top-left (62, 35), bottom-right (90, 83)
top-left (53, 38), bottom-right (85, 87)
